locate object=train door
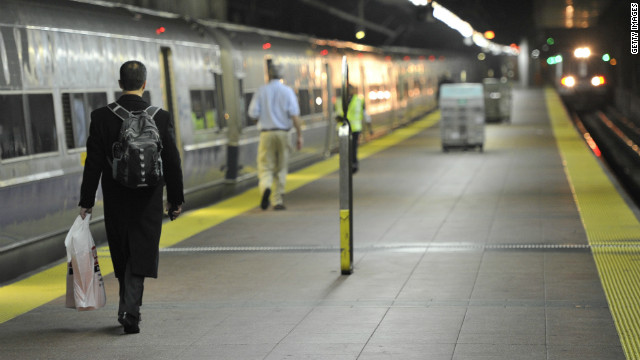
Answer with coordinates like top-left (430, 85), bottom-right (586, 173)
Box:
top-left (159, 47), bottom-right (182, 154)
top-left (265, 58), bottom-right (275, 83)
top-left (236, 78), bottom-right (247, 127)
top-left (211, 69), bottom-right (241, 181)
top-left (212, 34), bottom-right (245, 181)
top-left (212, 72), bottom-right (226, 128)
top-left (388, 65), bottom-right (398, 126)
top-left (359, 63), bottom-right (366, 105)
top-left (324, 62), bottom-right (334, 155)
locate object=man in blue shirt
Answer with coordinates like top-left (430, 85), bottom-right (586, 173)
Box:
top-left (248, 63), bottom-right (303, 210)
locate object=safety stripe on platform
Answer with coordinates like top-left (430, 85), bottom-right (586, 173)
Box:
top-left (0, 111), bottom-right (441, 325)
top-left (159, 243), bottom-right (600, 253)
top-left (546, 88), bottom-right (640, 360)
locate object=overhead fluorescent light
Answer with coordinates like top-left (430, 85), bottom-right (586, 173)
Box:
top-left (427, 1), bottom-right (518, 56)
top-left (432, 2), bottom-right (473, 38)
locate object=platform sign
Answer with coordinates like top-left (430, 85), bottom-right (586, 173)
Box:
top-left (339, 56), bottom-right (353, 275)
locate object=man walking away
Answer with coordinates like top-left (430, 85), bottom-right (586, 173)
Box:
top-left (248, 63), bottom-right (303, 210)
top-left (78, 60), bottom-right (184, 334)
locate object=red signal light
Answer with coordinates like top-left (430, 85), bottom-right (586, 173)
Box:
top-left (428, 55), bottom-right (435, 61)
top-left (320, 49), bottom-right (329, 56)
top-left (262, 43), bottom-right (272, 50)
top-left (156, 27), bottom-right (165, 35)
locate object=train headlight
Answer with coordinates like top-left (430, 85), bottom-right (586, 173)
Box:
top-left (561, 76), bottom-right (576, 87)
top-left (591, 76), bottom-right (605, 86)
top-left (574, 47), bottom-right (591, 58)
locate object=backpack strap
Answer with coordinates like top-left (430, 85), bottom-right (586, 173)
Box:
top-left (109, 103), bottom-right (161, 120)
top-left (143, 106), bottom-right (163, 151)
top-left (145, 106), bottom-right (160, 118)
top-left (107, 102), bottom-right (132, 121)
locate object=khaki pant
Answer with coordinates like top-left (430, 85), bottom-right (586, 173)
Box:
top-left (258, 130), bottom-right (290, 206)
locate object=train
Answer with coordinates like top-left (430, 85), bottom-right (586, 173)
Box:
top-left (0, 0), bottom-right (493, 283)
top-left (553, 46), bottom-right (613, 110)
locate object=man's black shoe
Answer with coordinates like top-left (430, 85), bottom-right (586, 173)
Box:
top-left (260, 188), bottom-right (271, 210)
top-left (118, 312), bottom-right (141, 325)
top-left (120, 313), bottom-right (140, 334)
top-left (274, 204), bottom-right (286, 210)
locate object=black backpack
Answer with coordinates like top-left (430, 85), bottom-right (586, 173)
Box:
top-left (108, 102), bottom-right (163, 188)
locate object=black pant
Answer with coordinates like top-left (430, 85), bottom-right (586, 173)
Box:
top-left (118, 259), bottom-right (144, 317)
top-left (352, 132), bottom-right (361, 169)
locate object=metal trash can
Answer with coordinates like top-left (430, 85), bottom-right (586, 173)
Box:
top-left (439, 83), bottom-right (485, 152)
top-left (483, 77), bottom-right (512, 123)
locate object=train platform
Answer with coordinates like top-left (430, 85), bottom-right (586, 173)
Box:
top-left (1, 87), bottom-right (640, 359)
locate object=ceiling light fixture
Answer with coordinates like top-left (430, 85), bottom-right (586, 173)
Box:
top-left (410, 0), bottom-right (519, 56)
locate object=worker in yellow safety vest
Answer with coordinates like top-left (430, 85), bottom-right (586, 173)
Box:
top-left (335, 84), bottom-right (372, 173)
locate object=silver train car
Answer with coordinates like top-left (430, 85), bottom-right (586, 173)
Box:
top-left (0, 0), bottom-right (482, 282)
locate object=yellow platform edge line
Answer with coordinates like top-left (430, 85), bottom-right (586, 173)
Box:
top-left (0, 110), bottom-right (441, 325)
top-left (546, 88), bottom-right (640, 360)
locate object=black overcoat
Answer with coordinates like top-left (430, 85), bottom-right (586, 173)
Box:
top-left (79, 95), bottom-right (184, 279)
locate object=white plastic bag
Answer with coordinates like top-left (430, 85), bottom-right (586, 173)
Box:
top-left (64, 214), bottom-right (106, 311)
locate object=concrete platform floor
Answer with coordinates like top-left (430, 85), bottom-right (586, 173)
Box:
top-left (0, 88), bottom-right (626, 359)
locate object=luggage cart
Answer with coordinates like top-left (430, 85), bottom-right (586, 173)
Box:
top-left (483, 77), bottom-right (512, 123)
top-left (439, 83), bottom-right (485, 152)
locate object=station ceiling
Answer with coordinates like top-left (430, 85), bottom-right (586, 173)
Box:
top-left (102, 0), bottom-right (623, 53)
top-left (227, 0), bottom-right (620, 53)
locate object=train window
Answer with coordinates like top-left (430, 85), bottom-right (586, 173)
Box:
top-left (297, 89), bottom-right (311, 116)
top-left (312, 88), bottom-right (323, 114)
top-left (0, 93), bottom-right (57, 160)
top-left (114, 91), bottom-right (151, 104)
top-left (190, 90), bottom-right (219, 131)
top-left (0, 95), bottom-right (27, 159)
top-left (28, 94), bottom-right (58, 154)
top-left (62, 92), bottom-right (107, 149)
